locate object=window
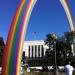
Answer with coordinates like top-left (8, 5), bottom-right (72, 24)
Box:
top-left (38, 45), bottom-right (40, 58)
top-left (28, 46), bottom-right (30, 58)
top-left (32, 46), bottom-right (33, 58)
top-left (35, 45), bottom-right (37, 58)
top-left (41, 45), bottom-right (44, 57)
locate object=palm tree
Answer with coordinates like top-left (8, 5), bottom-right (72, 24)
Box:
top-left (45, 33), bottom-right (57, 57)
top-left (44, 33), bottom-right (58, 74)
top-left (45, 33), bottom-right (57, 45)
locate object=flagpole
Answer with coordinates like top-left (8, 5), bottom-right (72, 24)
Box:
top-left (32, 32), bottom-right (37, 40)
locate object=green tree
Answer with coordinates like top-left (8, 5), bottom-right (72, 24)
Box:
top-left (0, 37), bottom-right (5, 66)
top-left (56, 40), bottom-right (71, 57)
top-left (45, 33), bottom-right (57, 57)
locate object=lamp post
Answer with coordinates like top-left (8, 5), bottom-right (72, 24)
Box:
top-left (51, 33), bottom-right (58, 75)
top-left (32, 32), bottom-right (37, 40)
top-left (54, 41), bottom-right (58, 75)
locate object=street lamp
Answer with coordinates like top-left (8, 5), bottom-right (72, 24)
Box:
top-left (54, 41), bottom-right (58, 75)
top-left (51, 33), bottom-right (58, 75)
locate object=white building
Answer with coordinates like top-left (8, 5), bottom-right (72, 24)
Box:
top-left (23, 40), bottom-right (48, 58)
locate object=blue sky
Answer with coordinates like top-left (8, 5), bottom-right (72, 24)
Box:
top-left (0, 0), bottom-right (75, 43)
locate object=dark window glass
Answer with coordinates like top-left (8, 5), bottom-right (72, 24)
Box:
top-left (35, 45), bottom-right (37, 58)
top-left (41, 45), bottom-right (44, 57)
top-left (32, 46), bottom-right (33, 58)
top-left (38, 45), bottom-right (40, 58)
top-left (29, 46), bottom-right (30, 58)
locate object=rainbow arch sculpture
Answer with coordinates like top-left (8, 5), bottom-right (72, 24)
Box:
top-left (2, 0), bottom-right (37, 75)
top-left (2, 0), bottom-right (75, 75)
top-left (60, 0), bottom-right (74, 31)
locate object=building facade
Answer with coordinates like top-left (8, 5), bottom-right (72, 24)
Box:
top-left (23, 40), bottom-right (47, 58)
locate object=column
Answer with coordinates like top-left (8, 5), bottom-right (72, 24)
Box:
top-left (37, 45), bottom-right (38, 57)
top-left (33, 45), bottom-right (35, 58)
top-left (44, 48), bottom-right (46, 56)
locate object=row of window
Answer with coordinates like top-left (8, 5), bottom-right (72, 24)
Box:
top-left (28, 45), bottom-right (44, 58)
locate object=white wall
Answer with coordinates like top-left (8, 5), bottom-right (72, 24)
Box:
top-left (23, 40), bottom-right (47, 57)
